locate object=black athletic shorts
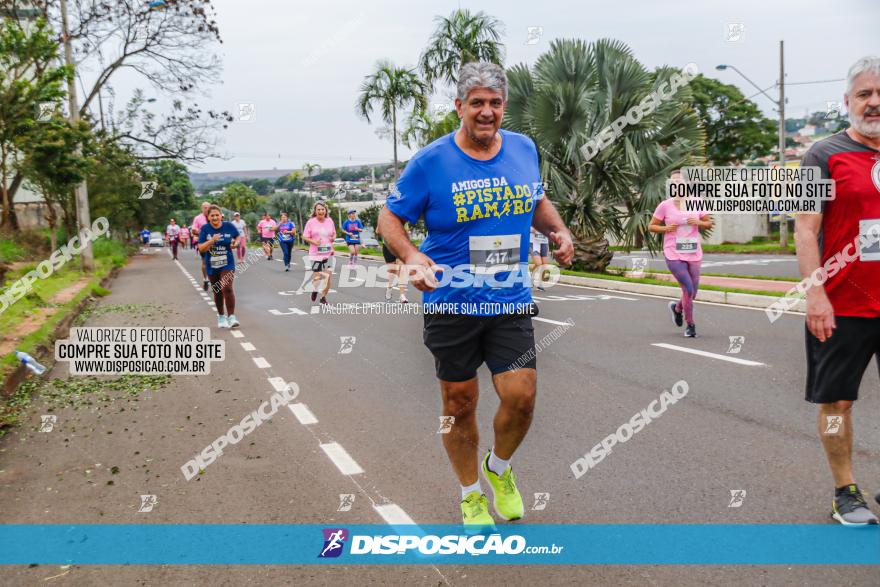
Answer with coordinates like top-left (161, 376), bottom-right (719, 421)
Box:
top-left (382, 244), bottom-right (397, 263)
top-left (423, 309), bottom-right (538, 382)
top-left (260, 236), bottom-right (274, 244)
top-left (805, 316), bottom-right (880, 403)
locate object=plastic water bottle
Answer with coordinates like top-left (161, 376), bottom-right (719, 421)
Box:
top-left (15, 351), bottom-right (46, 376)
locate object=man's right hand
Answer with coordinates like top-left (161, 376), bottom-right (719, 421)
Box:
top-left (806, 289), bottom-right (836, 342)
top-left (402, 251), bottom-right (441, 292)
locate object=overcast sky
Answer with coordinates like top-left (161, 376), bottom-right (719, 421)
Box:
top-left (134, 0), bottom-right (878, 174)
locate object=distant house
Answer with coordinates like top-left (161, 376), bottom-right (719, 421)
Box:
top-left (7, 182), bottom-right (57, 230)
top-left (800, 124), bottom-right (817, 137)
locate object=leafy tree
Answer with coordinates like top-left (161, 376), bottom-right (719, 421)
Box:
top-left (0, 16), bottom-right (70, 230)
top-left (147, 159), bottom-right (196, 213)
top-left (85, 136), bottom-right (146, 237)
top-left (250, 178), bottom-right (272, 195)
top-left (356, 60), bottom-right (427, 180)
top-left (505, 39), bottom-right (704, 269)
top-left (419, 9), bottom-right (504, 88)
top-left (21, 117), bottom-right (93, 248)
top-left (216, 182), bottom-right (258, 215)
top-left (358, 203), bottom-right (382, 230)
top-left (688, 75), bottom-right (776, 165)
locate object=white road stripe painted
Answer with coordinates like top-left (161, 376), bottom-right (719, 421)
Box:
top-left (252, 357), bottom-right (271, 368)
top-left (240, 342), bottom-right (256, 351)
top-left (287, 403), bottom-right (318, 425)
top-left (320, 442), bottom-right (364, 475)
top-left (268, 377), bottom-right (288, 392)
top-left (533, 317), bottom-right (573, 326)
top-left (230, 330), bottom-right (244, 339)
top-left (374, 503), bottom-right (416, 525)
top-left (651, 343), bottom-right (766, 366)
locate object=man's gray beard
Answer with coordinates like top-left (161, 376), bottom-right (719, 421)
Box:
top-left (849, 111), bottom-right (880, 138)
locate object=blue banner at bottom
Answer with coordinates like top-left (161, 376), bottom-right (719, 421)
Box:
top-left (0, 524), bottom-right (878, 565)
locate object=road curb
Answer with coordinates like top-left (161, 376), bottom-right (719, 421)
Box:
top-left (556, 274), bottom-right (805, 312)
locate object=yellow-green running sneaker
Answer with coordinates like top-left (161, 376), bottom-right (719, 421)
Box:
top-left (481, 451), bottom-right (524, 521)
top-left (460, 491), bottom-right (496, 534)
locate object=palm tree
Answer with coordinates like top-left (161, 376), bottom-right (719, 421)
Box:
top-left (504, 38), bottom-right (704, 271)
top-left (419, 9), bottom-right (505, 88)
top-left (356, 60), bottom-right (427, 180)
top-left (267, 192), bottom-right (314, 243)
top-left (301, 163), bottom-right (320, 181)
top-left (401, 108), bottom-right (461, 149)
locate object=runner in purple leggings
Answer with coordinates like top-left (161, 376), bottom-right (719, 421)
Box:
top-left (649, 170), bottom-right (713, 337)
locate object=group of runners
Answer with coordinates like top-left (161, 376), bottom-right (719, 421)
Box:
top-left (158, 56), bottom-right (880, 529)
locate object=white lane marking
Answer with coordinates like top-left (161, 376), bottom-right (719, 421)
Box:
top-left (252, 357), bottom-right (271, 369)
top-left (374, 503), bottom-right (416, 525)
top-left (320, 442), bottom-right (364, 475)
top-left (269, 307), bottom-right (309, 316)
top-left (240, 342), bottom-right (256, 352)
top-left (310, 306), bottom-right (320, 314)
top-left (288, 403), bottom-right (318, 425)
top-left (268, 377), bottom-right (288, 392)
top-left (651, 343), bottom-right (766, 366)
top-left (230, 330), bottom-right (244, 338)
top-left (533, 317), bottom-right (573, 326)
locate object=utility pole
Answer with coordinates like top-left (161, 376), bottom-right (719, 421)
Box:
top-left (60, 0), bottom-right (94, 271)
top-left (777, 40), bottom-right (787, 248)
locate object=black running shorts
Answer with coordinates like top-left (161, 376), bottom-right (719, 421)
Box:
top-left (805, 316), bottom-right (880, 403)
top-left (382, 244), bottom-right (397, 263)
top-left (423, 309), bottom-right (538, 382)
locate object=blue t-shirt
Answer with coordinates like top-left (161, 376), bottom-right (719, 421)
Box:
top-left (198, 221), bottom-right (240, 275)
top-left (342, 219), bottom-right (364, 243)
top-left (278, 221), bottom-right (295, 242)
top-left (140, 229), bottom-right (151, 243)
top-left (385, 130), bottom-right (544, 315)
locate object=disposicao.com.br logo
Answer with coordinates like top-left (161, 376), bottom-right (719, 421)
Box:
top-left (318, 528), bottom-right (563, 558)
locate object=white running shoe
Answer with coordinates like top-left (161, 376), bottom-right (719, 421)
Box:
top-left (385, 287), bottom-right (392, 302)
top-left (217, 315), bottom-right (228, 329)
top-left (227, 315), bottom-right (240, 328)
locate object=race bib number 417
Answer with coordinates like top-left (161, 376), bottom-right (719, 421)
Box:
top-left (469, 234), bottom-right (521, 272)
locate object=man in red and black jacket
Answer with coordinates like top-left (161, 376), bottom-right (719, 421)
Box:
top-left (795, 55), bottom-right (880, 526)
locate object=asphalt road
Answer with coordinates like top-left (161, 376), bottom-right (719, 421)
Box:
top-left (1, 245), bottom-right (878, 586)
top-left (611, 252), bottom-right (799, 279)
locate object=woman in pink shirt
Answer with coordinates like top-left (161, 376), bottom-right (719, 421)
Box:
top-left (178, 224), bottom-right (191, 249)
top-left (257, 213), bottom-right (278, 260)
top-left (648, 170), bottom-right (713, 338)
top-left (302, 201), bottom-right (337, 304)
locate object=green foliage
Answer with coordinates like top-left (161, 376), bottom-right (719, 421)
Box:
top-left (0, 16), bottom-right (72, 229)
top-left (402, 109), bottom-right (460, 149)
top-left (504, 38), bottom-right (705, 258)
top-left (356, 60), bottom-right (428, 178)
top-left (688, 75), bottom-right (777, 165)
top-left (419, 9), bottom-right (505, 87)
top-left (215, 182), bottom-right (258, 215)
